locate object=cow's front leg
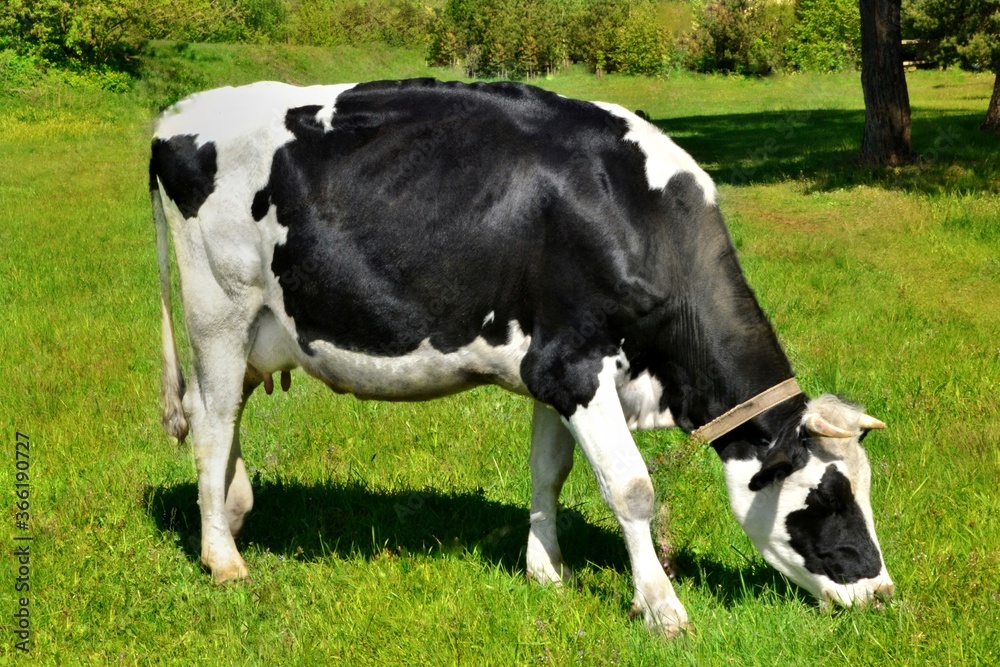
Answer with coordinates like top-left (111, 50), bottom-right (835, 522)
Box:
top-left (564, 360), bottom-right (689, 637)
top-left (527, 401), bottom-right (575, 585)
top-left (184, 341), bottom-right (252, 584)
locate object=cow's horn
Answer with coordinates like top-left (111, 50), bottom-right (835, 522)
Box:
top-left (804, 415), bottom-right (854, 438)
top-left (858, 414), bottom-right (886, 430)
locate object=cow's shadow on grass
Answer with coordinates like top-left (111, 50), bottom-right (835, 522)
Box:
top-left (145, 480), bottom-right (631, 575)
top-left (655, 108), bottom-right (998, 194)
top-left (667, 547), bottom-right (806, 609)
top-left (145, 480), bottom-right (801, 607)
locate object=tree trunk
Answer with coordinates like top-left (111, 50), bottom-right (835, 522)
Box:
top-left (982, 72), bottom-right (1000, 133)
top-left (859, 0), bottom-right (914, 165)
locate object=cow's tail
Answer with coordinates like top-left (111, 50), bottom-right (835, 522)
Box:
top-left (151, 175), bottom-right (189, 442)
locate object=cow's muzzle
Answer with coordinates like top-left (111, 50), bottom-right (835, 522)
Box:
top-left (821, 576), bottom-right (895, 608)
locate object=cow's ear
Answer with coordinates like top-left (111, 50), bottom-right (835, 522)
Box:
top-left (749, 441), bottom-right (807, 491)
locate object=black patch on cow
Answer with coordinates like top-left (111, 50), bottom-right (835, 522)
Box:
top-left (748, 437), bottom-right (810, 491)
top-left (149, 135), bottom-right (218, 219)
top-left (251, 187), bottom-right (271, 221)
top-left (261, 79), bottom-right (672, 413)
top-left (520, 342), bottom-right (610, 417)
top-left (285, 105), bottom-right (327, 137)
top-left (785, 465), bottom-right (882, 584)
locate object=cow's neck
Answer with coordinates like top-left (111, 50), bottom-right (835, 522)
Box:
top-left (639, 220), bottom-right (800, 446)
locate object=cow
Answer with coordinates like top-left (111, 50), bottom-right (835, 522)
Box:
top-left (150, 78), bottom-right (894, 636)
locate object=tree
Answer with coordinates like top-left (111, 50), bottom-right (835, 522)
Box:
top-left (985, 75), bottom-right (1000, 132)
top-left (859, 0), bottom-right (914, 165)
top-left (519, 34), bottom-right (538, 79)
top-left (904, 0), bottom-right (1000, 132)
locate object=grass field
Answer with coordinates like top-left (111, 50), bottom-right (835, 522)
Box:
top-left (2, 43), bottom-right (999, 664)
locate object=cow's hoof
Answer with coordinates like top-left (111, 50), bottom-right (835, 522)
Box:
top-left (205, 557), bottom-right (249, 584)
top-left (527, 561), bottom-right (573, 587)
top-left (629, 601), bottom-right (690, 639)
top-left (656, 620), bottom-right (691, 640)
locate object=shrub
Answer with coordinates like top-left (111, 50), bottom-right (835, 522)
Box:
top-left (1, 0), bottom-right (149, 70)
top-left (0, 0), bottom-right (249, 72)
top-left (287, 0), bottom-right (432, 49)
top-left (685, 0), bottom-right (795, 75)
top-left (428, 0), bottom-right (670, 79)
top-left (0, 49), bottom-right (46, 91)
top-left (232, 0), bottom-right (291, 44)
top-left (576, 0), bottom-right (671, 76)
top-left (785, 0), bottom-right (861, 71)
top-left (1, 0), bottom-right (433, 76)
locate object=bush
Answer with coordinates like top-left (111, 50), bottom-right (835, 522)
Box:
top-left (613, 2), bottom-right (674, 75)
top-left (429, 0), bottom-right (564, 78)
top-left (287, 0), bottom-right (432, 49)
top-left (0, 49), bottom-right (46, 90)
top-left (685, 0), bottom-right (794, 75)
top-left (785, 0), bottom-right (861, 71)
top-left (236, 0), bottom-right (291, 43)
top-left (1, 0), bottom-right (433, 78)
top-left (575, 0), bottom-right (671, 76)
top-left (0, 0), bottom-right (250, 72)
top-left (428, 0), bottom-right (671, 79)
top-left (1, 0), bottom-right (149, 70)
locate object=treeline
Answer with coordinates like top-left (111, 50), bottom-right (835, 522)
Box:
top-left (0, 0), bottom-right (864, 77)
top-left (427, 0), bottom-right (671, 78)
top-left (426, 0), bottom-right (863, 78)
top-left (0, 0), bottom-right (989, 81)
top-left (0, 0), bottom-right (435, 71)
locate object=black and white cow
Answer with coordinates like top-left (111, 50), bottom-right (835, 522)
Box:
top-left (150, 79), bottom-right (893, 636)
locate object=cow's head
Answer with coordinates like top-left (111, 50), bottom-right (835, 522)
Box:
top-left (722, 395), bottom-right (894, 607)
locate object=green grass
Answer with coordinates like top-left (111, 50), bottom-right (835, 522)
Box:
top-left (2, 43), bottom-right (999, 664)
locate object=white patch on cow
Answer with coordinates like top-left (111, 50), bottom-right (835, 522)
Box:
top-left (155, 81), bottom-right (356, 148)
top-left (617, 370), bottom-right (675, 431)
top-left (316, 104), bottom-right (338, 132)
top-left (482, 310), bottom-right (495, 328)
top-left (562, 357), bottom-right (689, 635)
top-left (591, 102), bottom-right (717, 206)
top-left (722, 395), bottom-right (894, 607)
top-left (303, 320), bottom-right (532, 399)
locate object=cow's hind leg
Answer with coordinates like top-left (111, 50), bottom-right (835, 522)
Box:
top-left (223, 368), bottom-right (263, 537)
top-left (526, 401), bottom-right (575, 585)
top-left (184, 336), bottom-right (255, 584)
top-left (564, 360), bottom-right (689, 637)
